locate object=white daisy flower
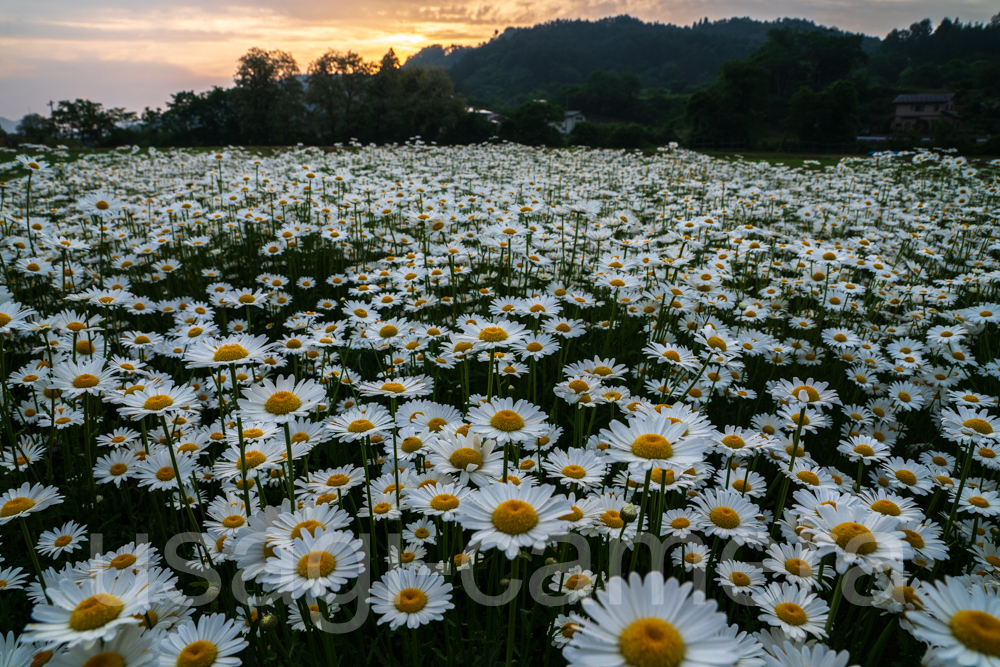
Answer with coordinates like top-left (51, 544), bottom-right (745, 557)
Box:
top-left (908, 576), bottom-right (1000, 667)
top-left (549, 565), bottom-right (597, 604)
top-left (0, 482), bottom-right (63, 524)
top-left (600, 412), bottom-right (709, 471)
top-left (184, 334), bottom-right (275, 368)
top-left (157, 613), bottom-right (248, 667)
top-left (266, 530), bottom-right (365, 599)
top-left (467, 397), bottom-right (548, 444)
top-left (425, 433), bottom-right (503, 487)
top-left (367, 565), bottom-right (454, 629)
top-left (754, 581), bottom-right (829, 641)
top-left (24, 569), bottom-right (160, 647)
top-left (457, 482), bottom-right (571, 559)
top-left (406, 482), bottom-right (474, 521)
top-left (563, 571), bottom-right (739, 667)
top-left (238, 375), bottom-right (326, 423)
top-left (36, 521), bottom-right (88, 559)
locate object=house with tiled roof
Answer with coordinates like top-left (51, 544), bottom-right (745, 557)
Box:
top-left (891, 93), bottom-right (961, 133)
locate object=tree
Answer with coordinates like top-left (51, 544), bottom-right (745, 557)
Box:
top-left (686, 60), bottom-right (770, 143)
top-left (232, 47), bottom-right (304, 144)
top-left (787, 80), bottom-right (857, 143)
top-left (51, 99), bottom-right (136, 145)
top-left (157, 88), bottom-right (240, 146)
top-left (498, 101), bottom-right (565, 146)
top-left (16, 113), bottom-right (56, 143)
top-left (306, 50), bottom-right (373, 142)
top-left (395, 66), bottom-right (466, 142)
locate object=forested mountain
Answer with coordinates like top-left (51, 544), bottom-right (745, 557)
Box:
top-left (404, 15), bottom-right (878, 106)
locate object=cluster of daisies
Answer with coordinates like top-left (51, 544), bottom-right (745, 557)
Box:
top-left (0, 144), bottom-right (997, 667)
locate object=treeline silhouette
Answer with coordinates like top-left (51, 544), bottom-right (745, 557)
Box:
top-left (5, 14), bottom-right (1000, 152)
top-left (13, 48), bottom-right (494, 148)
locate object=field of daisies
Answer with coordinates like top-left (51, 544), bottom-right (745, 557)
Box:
top-left (0, 144), bottom-right (998, 667)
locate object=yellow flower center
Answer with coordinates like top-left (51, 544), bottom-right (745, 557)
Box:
top-left (222, 515), bottom-right (245, 529)
top-left (660, 349), bottom-right (682, 363)
top-left (901, 529), bottom-right (925, 549)
top-left (670, 517), bottom-right (690, 530)
top-left (378, 325), bottom-right (398, 338)
top-left (951, 610), bottom-right (1000, 657)
top-left (265, 391), bottom-right (302, 415)
top-left (729, 572), bottom-right (751, 587)
top-left (785, 557), bottom-right (812, 577)
top-left (492, 499), bottom-right (538, 535)
top-left (706, 336), bottom-right (727, 352)
top-left (969, 496), bottom-right (991, 508)
top-left (709, 507), bottom-right (740, 529)
top-left (380, 382), bottom-right (406, 394)
top-left (600, 510), bottom-right (624, 529)
top-left (563, 573), bottom-right (591, 590)
top-left (347, 419), bottom-right (374, 433)
top-left (241, 451), bottom-right (267, 470)
top-left (176, 640), bottom-right (218, 667)
top-left (796, 471), bottom-right (820, 486)
top-left (156, 467), bottom-right (175, 482)
top-left (449, 447), bottom-right (483, 471)
top-left (490, 410), bottom-right (525, 432)
top-left (82, 652), bottom-right (125, 667)
top-left (53, 535), bottom-right (72, 547)
top-left (774, 602), bottom-right (807, 626)
top-left (394, 588), bottom-right (428, 613)
top-left (871, 500), bottom-right (901, 516)
top-left (721, 435), bottom-right (745, 449)
top-left (895, 470), bottom-right (917, 486)
top-left (478, 326), bottom-right (509, 343)
top-left (213, 344), bottom-right (249, 362)
top-left (562, 464), bottom-right (587, 479)
top-left (631, 434), bottom-right (672, 459)
top-left (430, 494), bottom-right (460, 511)
top-left (296, 551), bottom-right (336, 579)
top-left (891, 585), bottom-right (922, 609)
top-left (414, 527), bottom-right (430, 539)
top-left (291, 520), bottom-right (324, 540)
top-left (830, 522), bottom-right (877, 555)
top-left (73, 374), bottom-right (100, 389)
top-left (791, 385), bottom-right (821, 402)
top-left (421, 417), bottom-right (447, 433)
top-left (68, 594), bottom-right (124, 631)
top-left (142, 394), bottom-right (174, 411)
top-left (396, 436), bottom-right (422, 454)
top-left (0, 497), bottom-right (36, 517)
top-left (853, 444), bottom-right (875, 457)
top-left (965, 419), bottom-right (994, 435)
top-left (559, 506), bottom-right (584, 522)
top-left (109, 554), bottom-right (136, 570)
top-left (619, 617), bottom-right (685, 667)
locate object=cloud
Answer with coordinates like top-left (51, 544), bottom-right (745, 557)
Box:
top-left (1, 0), bottom-right (996, 118)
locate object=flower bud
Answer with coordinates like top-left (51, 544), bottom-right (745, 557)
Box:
top-left (620, 503), bottom-right (638, 524)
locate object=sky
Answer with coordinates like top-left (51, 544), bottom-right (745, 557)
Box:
top-left (1, 0), bottom-right (996, 120)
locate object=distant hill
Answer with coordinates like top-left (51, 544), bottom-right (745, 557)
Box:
top-left (403, 15), bottom-right (879, 106)
top-left (403, 45), bottom-right (473, 70)
top-left (0, 117), bottom-right (21, 133)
